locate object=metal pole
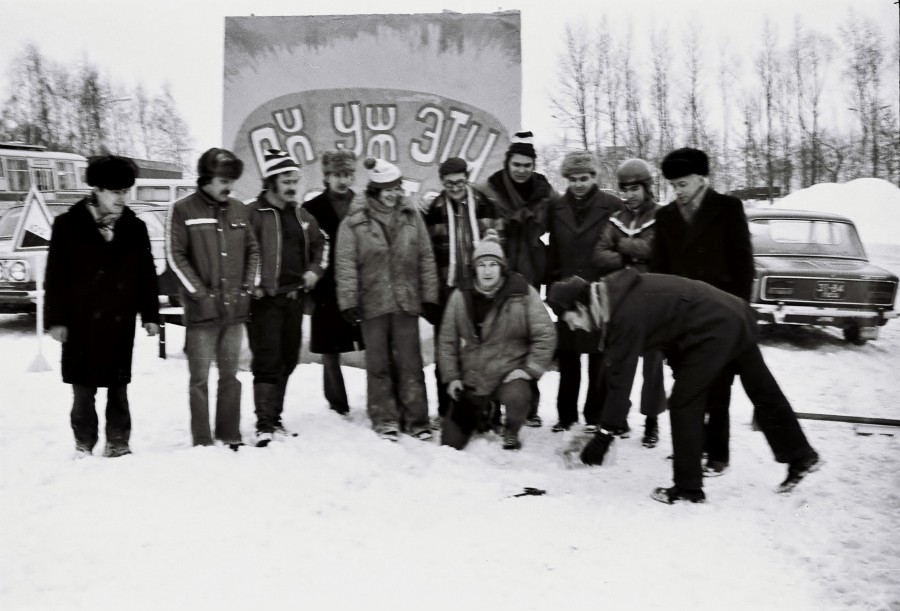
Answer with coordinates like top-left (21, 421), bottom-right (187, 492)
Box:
top-left (29, 251), bottom-right (52, 372)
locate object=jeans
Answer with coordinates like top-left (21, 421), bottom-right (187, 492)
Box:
top-left (71, 384), bottom-right (130, 450)
top-left (360, 312), bottom-right (429, 434)
top-left (186, 324), bottom-right (244, 445)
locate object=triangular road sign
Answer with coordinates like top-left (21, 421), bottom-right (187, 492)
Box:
top-left (13, 187), bottom-right (54, 251)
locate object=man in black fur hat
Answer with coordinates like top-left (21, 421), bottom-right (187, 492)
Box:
top-left (45, 155), bottom-right (160, 458)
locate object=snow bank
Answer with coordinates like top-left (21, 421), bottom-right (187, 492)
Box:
top-left (773, 178), bottom-right (900, 247)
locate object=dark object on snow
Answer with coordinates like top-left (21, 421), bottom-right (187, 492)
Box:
top-left (511, 487), bottom-right (546, 498)
top-left (580, 430), bottom-right (614, 466)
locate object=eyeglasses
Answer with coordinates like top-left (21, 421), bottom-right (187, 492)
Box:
top-left (442, 179), bottom-right (467, 188)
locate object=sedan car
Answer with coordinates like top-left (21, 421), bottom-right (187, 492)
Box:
top-left (0, 200), bottom-right (177, 313)
top-left (747, 208), bottom-right (898, 344)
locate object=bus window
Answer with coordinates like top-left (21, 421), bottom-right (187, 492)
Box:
top-left (136, 185), bottom-right (171, 202)
top-left (34, 167), bottom-right (54, 191)
top-left (6, 158), bottom-right (30, 191)
top-left (56, 161), bottom-right (78, 190)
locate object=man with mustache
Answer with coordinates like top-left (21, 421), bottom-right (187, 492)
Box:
top-left (245, 149), bottom-right (327, 447)
top-left (166, 147), bottom-right (259, 450)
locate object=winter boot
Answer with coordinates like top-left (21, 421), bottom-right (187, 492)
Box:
top-left (778, 450), bottom-right (821, 493)
top-left (253, 383), bottom-right (280, 441)
top-left (254, 431), bottom-right (274, 448)
top-left (642, 416), bottom-right (659, 448)
top-left (524, 414), bottom-right (543, 428)
top-left (502, 429), bottom-right (522, 450)
top-left (580, 429), bottom-right (615, 466)
top-left (703, 459), bottom-right (729, 477)
top-left (551, 421), bottom-right (574, 433)
top-left (102, 442), bottom-right (132, 458)
top-left (651, 485), bottom-right (706, 505)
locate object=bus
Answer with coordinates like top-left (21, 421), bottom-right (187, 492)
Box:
top-left (0, 142), bottom-right (89, 209)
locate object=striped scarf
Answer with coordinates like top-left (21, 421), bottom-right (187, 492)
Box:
top-left (445, 186), bottom-right (481, 287)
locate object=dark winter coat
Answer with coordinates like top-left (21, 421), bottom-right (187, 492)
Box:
top-left (335, 194), bottom-right (439, 320)
top-left (45, 199), bottom-right (160, 387)
top-left (651, 188), bottom-right (754, 301)
top-left (422, 186), bottom-right (505, 306)
top-left (546, 186), bottom-right (623, 353)
top-left (165, 189), bottom-right (259, 327)
top-left (246, 193), bottom-right (328, 296)
top-left (594, 268), bottom-right (758, 426)
top-left (593, 198), bottom-right (662, 275)
top-left (477, 170), bottom-right (558, 288)
top-left (303, 189), bottom-right (363, 353)
top-left (438, 272), bottom-right (556, 397)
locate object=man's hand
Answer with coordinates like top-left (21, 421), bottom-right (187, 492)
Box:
top-left (341, 308), bottom-right (362, 325)
top-left (144, 323), bottom-right (160, 337)
top-left (49, 325), bottom-right (68, 343)
top-left (447, 380), bottom-right (464, 401)
top-left (502, 369), bottom-right (532, 383)
top-left (302, 271), bottom-right (319, 291)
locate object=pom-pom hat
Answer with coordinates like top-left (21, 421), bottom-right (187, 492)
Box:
top-left (261, 149), bottom-right (300, 178)
top-left (363, 157), bottom-right (402, 190)
top-left (86, 155), bottom-right (139, 190)
top-left (472, 229), bottom-right (505, 266)
top-left (507, 131), bottom-right (536, 159)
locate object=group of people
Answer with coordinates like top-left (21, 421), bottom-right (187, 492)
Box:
top-left (43, 134), bottom-right (820, 504)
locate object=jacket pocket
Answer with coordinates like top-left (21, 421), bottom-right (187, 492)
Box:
top-left (187, 292), bottom-right (218, 324)
top-left (234, 291), bottom-right (251, 320)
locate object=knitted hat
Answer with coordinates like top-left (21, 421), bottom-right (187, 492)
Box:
top-left (261, 149), bottom-right (300, 178)
top-left (363, 157), bottom-right (402, 190)
top-left (617, 158), bottom-right (653, 189)
top-left (560, 150), bottom-right (597, 177)
top-left (661, 148), bottom-right (709, 180)
top-left (438, 157), bottom-right (468, 177)
top-left (197, 148), bottom-right (244, 180)
top-left (507, 131), bottom-right (536, 159)
top-left (321, 149), bottom-right (356, 175)
top-left (86, 155), bottom-right (139, 190)
top-left (472, 229), bottom-right (505, 266)
top-left (546, 276), bottom-right (591, 317)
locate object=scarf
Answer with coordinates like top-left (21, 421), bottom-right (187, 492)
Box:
top-left (328, 188), bottom-right (354, 222)
top-left (445, 186), bottom-right (481, 288)
top-left (87, 198), bottom-right (116, 242)
top-left (588, 280), bottom-right (611, 347)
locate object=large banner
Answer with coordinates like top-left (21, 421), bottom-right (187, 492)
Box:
top-left (223, 12), bottom-right (521, 204)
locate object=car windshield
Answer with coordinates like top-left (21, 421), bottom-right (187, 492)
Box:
top-left (749, 218), bottom-right (867, 259)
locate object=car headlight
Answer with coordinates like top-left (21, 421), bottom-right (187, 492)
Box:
top-left (8, 261), bottom-right (28, 282)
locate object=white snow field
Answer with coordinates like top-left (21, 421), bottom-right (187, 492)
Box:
top-left (1, 179), bottom-right (899, 611)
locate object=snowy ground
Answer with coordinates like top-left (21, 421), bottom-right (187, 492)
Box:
top-left (2, 180), bottom-right (900, 610)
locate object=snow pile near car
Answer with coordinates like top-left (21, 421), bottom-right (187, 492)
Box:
top-left (773, 178), bottom-right (900, 247)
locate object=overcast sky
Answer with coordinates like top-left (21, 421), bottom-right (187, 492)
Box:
top-left (1, 0), bottom-right (897, 152)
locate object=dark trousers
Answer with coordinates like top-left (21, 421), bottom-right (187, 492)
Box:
top-left (556, 352), bottom-right (605, 426)
top-left (433, 313), bottom-right (450, 417)
top-left (247, 295), bottom-right (304, 429)
top-left (71, 384), bottom-right (130, 449)
top-left (704, 367), bottom-right (734, 463)
top-left (360, 312), bottom-right (429, 433)
top-left (186, 324), bottom-right (243, 445)
top-left (669, 343), bottom-right (813, 490)
top-left (640, 350), bottom-right (667, 417)
top-left (441, 379), bottom-right (531, 450)
top-left (322, 353), bottom-right (349, 412)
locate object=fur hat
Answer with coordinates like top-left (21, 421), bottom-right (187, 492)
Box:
top-left (261, 149), bottom-right (300, 178)
top-left (507, 131), bottom-right (536, 159)
top-left (363, 157), bottom-right (402, 190)
top-left (560, 150), bottom-right (597, 177)
top-left (86, 155), bottom-right (139, 190)
top-left (197, 148), bottom-right (244, 180)
top-left (438, 157), bottom-right (468, 177)
top-left (661, 148), bottom-right (709, 180)
top-left (546, 276), bottom-right (591, 317)
top-left (321, 149), bottom-right (356, 175)
top-left (472, 229), bottom-right (505, 266)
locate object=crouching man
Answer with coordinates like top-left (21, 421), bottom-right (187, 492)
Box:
top-left (546, 269), bottom-right (820, 504)
top-left (438, 230), bottom-right (556, 450)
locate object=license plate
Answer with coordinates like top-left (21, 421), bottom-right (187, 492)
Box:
top-left (816, 281), bottom-right (845, 300)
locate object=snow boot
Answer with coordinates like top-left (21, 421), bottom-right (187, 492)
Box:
top-left (703, 459), bottom-right (729, 477)
top-left (580, 429), bottom-right (615, 466)
top-left (551, 421), bottom-right (574, 433)
top-left (502, 430), bottom-right (522, 450)
top-left (254, 431), bottom-right (274, 448)
top-left (778, 450), bottom-right (821, 493)
top-left (253, 383), bottom-right (280, 439)
top-left (651, 485), bottom-right (706, 505)
top-left (524, 414), bottom-right (543, 428)
top-left (642, 416), bottom-right (659, 448)
top-left (102, 442), bottom-right (131, 458)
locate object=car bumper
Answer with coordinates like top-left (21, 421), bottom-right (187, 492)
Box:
top-left (752, 303), bottom-right (899, 326)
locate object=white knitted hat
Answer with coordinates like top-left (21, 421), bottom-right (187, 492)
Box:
top-left (262, 149), bottom-right (300, 178)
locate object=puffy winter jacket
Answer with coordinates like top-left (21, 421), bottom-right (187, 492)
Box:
top-left (438, 273), bottom-right (556, 396)
top-left (335, 194), bottom-right (438, 319)
top-left (165, 189), bottom-right (259, 326)
top-left (593, 198), bottom-right (662, 275)
top-left (246, 194), bottom-right (328, 296)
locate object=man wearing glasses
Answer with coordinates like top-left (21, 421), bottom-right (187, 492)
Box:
top-left (422, 157), bottom-right (504, 421)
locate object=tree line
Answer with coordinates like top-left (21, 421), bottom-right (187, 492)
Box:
top-left (548, 12), bottom-right (900, 198)
top-left (0, 43), bottom-right (193, 172)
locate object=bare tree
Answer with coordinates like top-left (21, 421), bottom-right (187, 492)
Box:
top-left (151, 84), bottom-right (193, 172)
top-left (650, 27), bottom-right (675, 162)
top-left (550, 24), bottom-right (597, 151)
top-left (717, 40), bottom-right (740, 192)
top-left (681, 24), bottom-right (708, 149)
top-left (756, 19), bottom-right (779, 202)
